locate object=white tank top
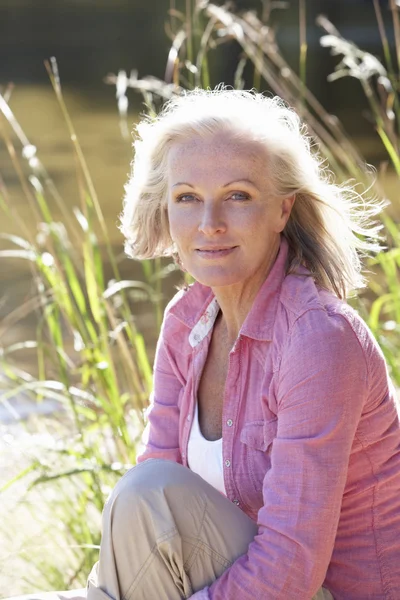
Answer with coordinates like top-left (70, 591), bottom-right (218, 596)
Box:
top-left (187, 401), bottom-right (227, 495)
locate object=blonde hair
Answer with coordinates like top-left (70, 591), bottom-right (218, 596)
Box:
top-left (120, 87), bottom-right (384, 298)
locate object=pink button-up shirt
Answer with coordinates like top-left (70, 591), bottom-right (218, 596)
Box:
top-left (137, 237), bottom-right (400, 599)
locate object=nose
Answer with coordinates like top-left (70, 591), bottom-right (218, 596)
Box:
top-left (198, 202), bottom-right (226, 235)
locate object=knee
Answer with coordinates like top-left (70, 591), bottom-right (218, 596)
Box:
top-left (102, 460), bottom-right (209, 546)
top-left (103, 459), bottom-right (183, 525)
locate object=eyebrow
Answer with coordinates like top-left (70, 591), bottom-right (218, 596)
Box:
top-left (172, 182), bottom-right (195, 189)
top-left (171, 179), bottom-right (258, 189)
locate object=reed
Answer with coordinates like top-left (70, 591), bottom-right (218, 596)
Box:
top-left (0, 66), bottom-right (164, 589)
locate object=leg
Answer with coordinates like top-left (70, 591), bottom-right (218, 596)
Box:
top-left (87, 459), bottom-right (258, 600)
top-left (87, 459), bottom-right (333, 600)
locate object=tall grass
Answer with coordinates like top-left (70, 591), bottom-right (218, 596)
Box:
top-left (0, 0), bottom-right (399, 593)
top-left (0, 67), bottom-right (165, 591)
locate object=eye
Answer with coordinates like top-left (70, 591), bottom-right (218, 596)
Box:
top-left (229, 191), bottom-right (251, 201)
top-left (175, 193), bottom-right (198, 203)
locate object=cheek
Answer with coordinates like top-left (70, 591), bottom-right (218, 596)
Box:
top-left (234, 207), bottom-right (268, 235)
top-left (167, 207), bottom-right (191, 246)
top-left (167, 205), bottom-right (179, 238)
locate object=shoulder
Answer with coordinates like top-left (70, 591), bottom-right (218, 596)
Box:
top-left (272, 275), bottom-right (393, 416)
top-left (160, 282), bottom-right (213, 349)
top-left (276, 271), bottom-right (380, 373)
top-left (164, 281), bottom-right (213, 324)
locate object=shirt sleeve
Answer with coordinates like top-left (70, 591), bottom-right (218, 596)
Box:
top-left (136, 310), bottom-right (185, 465)
top-left (190, 307), bottom-right (369, 599)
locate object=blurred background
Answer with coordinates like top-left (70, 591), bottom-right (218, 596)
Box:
top-left (1, 0), bottom-right (397, 365)
top-left (0, 0), bottom-right (399, 596)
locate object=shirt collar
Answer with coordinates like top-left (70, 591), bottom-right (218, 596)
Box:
top-left (169, 236), bottom-right (289, 346)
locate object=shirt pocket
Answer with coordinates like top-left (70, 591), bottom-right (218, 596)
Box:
top-left (240, 418), bottom-right (277, 496)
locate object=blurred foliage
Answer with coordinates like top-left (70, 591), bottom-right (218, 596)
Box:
top-left (0, 0), bottom-right (399, 593)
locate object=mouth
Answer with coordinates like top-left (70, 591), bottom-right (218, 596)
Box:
top-left (195, 246), bottom-right (238, 258)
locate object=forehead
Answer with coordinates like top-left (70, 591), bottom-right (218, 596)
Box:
top-left (167, 133), bottom-right (268, 184)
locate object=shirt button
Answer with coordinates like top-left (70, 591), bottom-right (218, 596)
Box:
top-left (187, 414), bottom-right (191, 421)
top-left (225, 459), bottom-right (231, 467)
top-left (227, 419), bottom-right (233, 427)
top-left (233, 499), bottom-right (240, 506)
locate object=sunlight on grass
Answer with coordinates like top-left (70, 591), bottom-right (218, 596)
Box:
top-left (0, 0), bottom-right (399, 593)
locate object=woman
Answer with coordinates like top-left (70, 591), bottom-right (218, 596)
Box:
top-left (83, 88), bottom-right (400, 599)
top-left (18, 88), bottom-right (396, 600)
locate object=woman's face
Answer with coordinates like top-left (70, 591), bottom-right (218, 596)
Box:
top-left (167, 132), bottom-right (293, 290)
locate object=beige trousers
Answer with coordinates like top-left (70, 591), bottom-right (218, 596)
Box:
top-left (10, 459), bottom-right (333, 600)
top-left (86, 458), bottom-right (333, 600)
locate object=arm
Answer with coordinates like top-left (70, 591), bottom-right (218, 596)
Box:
top-left (137, 309), bottom-right (186, 465)
top-left (191, 308), bottom-right (368, 599)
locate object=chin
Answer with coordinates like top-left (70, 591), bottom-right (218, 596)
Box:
top-left (190, 266), bottom-right (245, 288)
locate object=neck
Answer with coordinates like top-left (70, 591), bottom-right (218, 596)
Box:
top-left (211, 240), bottom-right (280, 346)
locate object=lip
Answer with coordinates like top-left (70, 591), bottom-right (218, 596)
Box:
top-left (196, 245), bottom-right (237, 251)
top-left (195, 246), bottom-right (238, 258)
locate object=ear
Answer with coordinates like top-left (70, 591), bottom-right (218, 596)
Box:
top-left (276, 194), bottom-right (295, 232)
